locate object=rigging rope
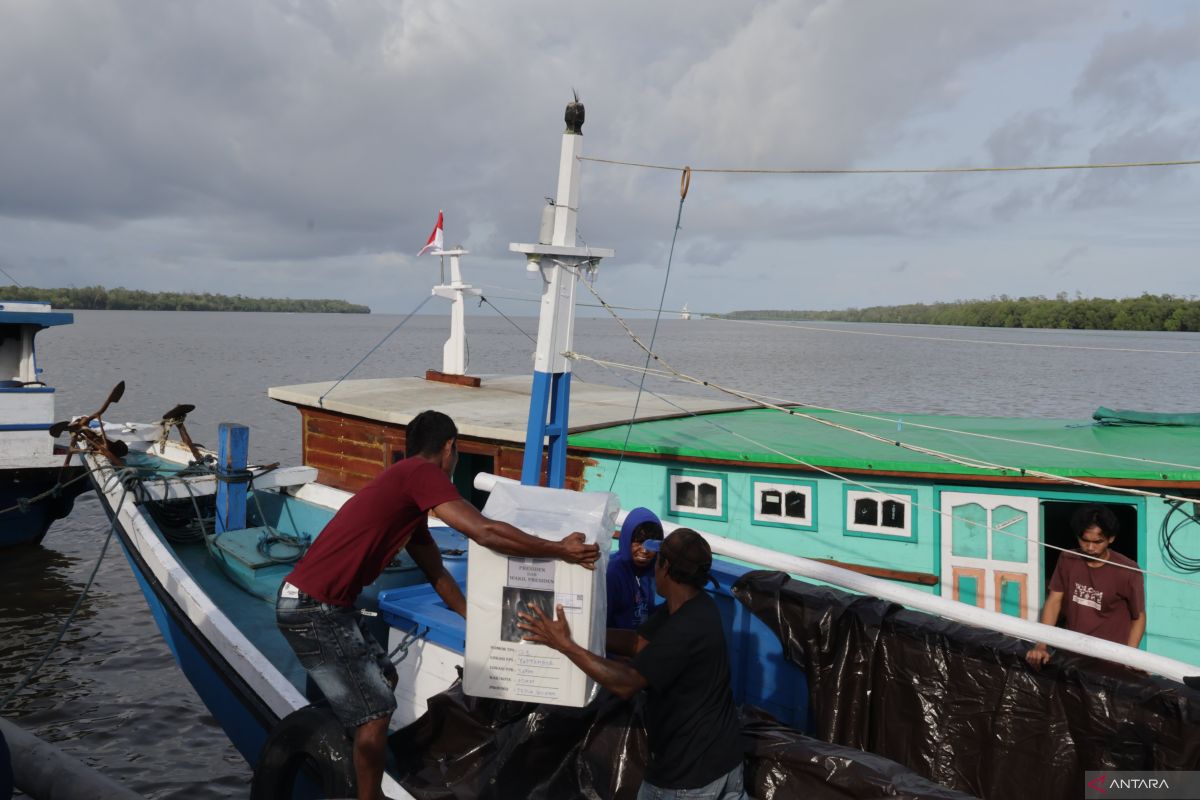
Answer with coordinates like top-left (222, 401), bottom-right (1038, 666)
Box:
top-left (606, 168), bottom-right (690, 491)
top-left (478, 295), bottom-right (537, 344)
top-left (319, 294), bottom-right (432, 406)
top-left (579, 155), bottom-right (1200, 176)
top-left (571, 351), bottom-right (1200, 507)
top-left (574, 351), bottom-right (1200, 591)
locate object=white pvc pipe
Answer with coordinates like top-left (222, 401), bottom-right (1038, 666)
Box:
top-left (472, 472), bottom-right (1199, 684)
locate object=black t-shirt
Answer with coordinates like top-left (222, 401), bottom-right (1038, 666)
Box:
top-left (631, 592), bottom-right (743, 789)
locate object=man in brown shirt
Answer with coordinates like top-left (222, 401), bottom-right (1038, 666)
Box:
top-left (1026, 504), bottom-right (1146, 668)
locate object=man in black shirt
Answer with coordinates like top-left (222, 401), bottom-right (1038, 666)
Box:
top-left (518, 527), bottom-right (746, 799)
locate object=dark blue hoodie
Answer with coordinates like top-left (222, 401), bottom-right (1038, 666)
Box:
top-left (606, 507), bottom-right (662, 630)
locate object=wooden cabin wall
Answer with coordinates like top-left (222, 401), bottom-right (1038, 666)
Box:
top-left (300, 408), bottom-right (405, 493)
top-left (296, 406), bottom-right (587, 495)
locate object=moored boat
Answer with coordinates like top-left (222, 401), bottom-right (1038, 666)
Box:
top-left (0, 301), bottom-right (85, 546)
top-left (79, 101), bottom-right (1200, 799)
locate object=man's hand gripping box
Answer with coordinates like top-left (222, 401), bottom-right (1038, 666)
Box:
top-left (463, 483), bottom-right (618, 707)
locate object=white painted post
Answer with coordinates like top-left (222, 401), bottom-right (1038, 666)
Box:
top-left (431, 248), bottom-right (478, 375)
top-left (511, 100), bottom-right (613, 486)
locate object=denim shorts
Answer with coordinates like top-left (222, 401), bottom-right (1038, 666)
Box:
top-left (275, 583), bottom-right (398, 729)
top-left (637, 763), bottom-right (747, 800)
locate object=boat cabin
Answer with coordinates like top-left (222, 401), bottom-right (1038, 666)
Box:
top-left (0, 301), bottom-right (72, 467)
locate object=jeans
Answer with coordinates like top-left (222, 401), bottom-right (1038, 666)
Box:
top-left (637, 763), bottom-right (747, 800)
top-left (275, 583), bottom-right (398, 729)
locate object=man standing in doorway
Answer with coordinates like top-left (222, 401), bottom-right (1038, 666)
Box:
top-left (519, 527), bottom-right (746, 800)
top-left (276, 409), bottom-right (600, 800)
top-left (1026, 504), bottom-right (1146, 668)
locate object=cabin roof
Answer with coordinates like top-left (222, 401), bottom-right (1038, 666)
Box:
top-left (0, 301), bottom-right (73, 328)
top-left (568, 407), bottom-right (1200, 484)
top-left (268, 376), bottom-right (747, 443)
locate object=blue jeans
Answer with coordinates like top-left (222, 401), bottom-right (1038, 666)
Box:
top-left (275, 583), bottom-right (398, 729)
top-left (637, 763), bottom-right (747, 800)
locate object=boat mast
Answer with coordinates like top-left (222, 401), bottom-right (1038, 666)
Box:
top-left (430, 247), bottom-right (477, 375)
top-left (511, 98), bottom-right (613, 487)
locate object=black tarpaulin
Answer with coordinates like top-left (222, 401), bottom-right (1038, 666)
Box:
top-left (730, 570), bottom-right (1200, 800)
top-left (390, 683), bottom-right (974, 799)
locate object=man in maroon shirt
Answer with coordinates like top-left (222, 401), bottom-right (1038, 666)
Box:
top-left (276, 410), bottom-right (600, 800)
top-left (1026, 504), bottom-right (1146, 669)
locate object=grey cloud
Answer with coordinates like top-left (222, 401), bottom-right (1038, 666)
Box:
top-left (1045, 245), bottom-right (1088, 274)
top-left (0, 0), bottom-right (1185, 314)
top-left (1074, 15), bottom-right (1200, 115)
top-left (985, 108), bottom-right (1071, 166)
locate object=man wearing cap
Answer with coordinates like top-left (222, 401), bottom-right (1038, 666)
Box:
top-left (519, 527), bottom-right (746, 800)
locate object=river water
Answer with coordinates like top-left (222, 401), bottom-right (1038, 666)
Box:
top-left (2, 309), bottom-right (1198, 797)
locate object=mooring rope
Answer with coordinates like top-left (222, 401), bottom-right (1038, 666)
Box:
top-left (0, 473), bottom-right (133, 711)
top-left (318, 294), bottom-right (433, 406)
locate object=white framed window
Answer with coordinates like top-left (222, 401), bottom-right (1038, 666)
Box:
top-left (668, 470), bottom-right (726, 521)
top-left (844, 488), bottom-right (916, 541)
top-left (751, 478), bottom-right (816, 530)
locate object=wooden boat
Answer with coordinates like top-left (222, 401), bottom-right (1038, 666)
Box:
top-left (80, 101), bottom-right (1200, 799)
top-left (0, 301), bottom-right (84, 546)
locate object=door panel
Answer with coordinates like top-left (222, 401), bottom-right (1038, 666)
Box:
top-left (940, 492), bottom-right (1039, 620)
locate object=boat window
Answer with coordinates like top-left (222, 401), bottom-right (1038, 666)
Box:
top-left (855, 498), bottom-right (878, 526)
top-left (668, 471), bottom-right (725, 519)
top-left (751, 478), bottom-right (816, 529)
top-left (784, 491), bottom-right (806, 518)
top-left (881, 500), bottom-right (905, 529)
top-left (845, 488), bottom-right (916, 541)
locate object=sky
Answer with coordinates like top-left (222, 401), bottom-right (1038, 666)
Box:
top-left (2, 1), bottom-right (1198, 316)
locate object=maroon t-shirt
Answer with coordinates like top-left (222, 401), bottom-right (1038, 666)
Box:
top-left (1048, 550), bottom-right (1145, 645)
top-left (286, 458), bottom-right (460, 606)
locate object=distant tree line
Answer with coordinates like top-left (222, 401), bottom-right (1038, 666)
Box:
top-left (0, 285), bottom-right (370, 314)
top-left (722, 293), bottom-right (1200, 332)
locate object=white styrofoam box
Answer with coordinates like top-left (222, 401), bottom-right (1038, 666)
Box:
top-left (464, 483), bottom-right (618, 707)
top-left (387, 635), bottom-right (462, 730)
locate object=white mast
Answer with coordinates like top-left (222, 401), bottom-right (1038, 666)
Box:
top-left (510, 97), bottom-right (613, 486)
top-left (430, 248), bottom-right (479, 375)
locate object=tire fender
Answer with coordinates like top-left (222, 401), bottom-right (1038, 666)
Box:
top-left (250, 706), bottom-right (355, 800)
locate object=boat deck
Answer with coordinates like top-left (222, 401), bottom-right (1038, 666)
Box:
top-left (268, 375), bottom-right (747, 443)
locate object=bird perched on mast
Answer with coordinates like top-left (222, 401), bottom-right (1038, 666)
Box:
top-left (565, 90), bottom-right (584, 134)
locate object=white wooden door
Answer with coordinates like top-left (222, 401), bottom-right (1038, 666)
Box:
top-left (939, 492), bottom-right (1040, 620)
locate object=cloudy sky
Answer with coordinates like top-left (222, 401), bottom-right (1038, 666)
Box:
top-left (2, 1), bottom-right (1198, 315)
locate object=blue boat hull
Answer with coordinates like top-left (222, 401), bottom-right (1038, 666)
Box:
top-left (94, 491), bottom-right (281, 766)
top-left (0, 467), bottom-right (83, 547)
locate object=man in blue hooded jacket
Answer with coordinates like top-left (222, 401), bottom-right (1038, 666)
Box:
top-left (606, 507), bottom-right (664, 655)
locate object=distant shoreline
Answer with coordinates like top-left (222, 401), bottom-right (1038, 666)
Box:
top-left (720, 293), bottom-right (1200, 332)
top-left (1, 285), bottom-right (370, 314)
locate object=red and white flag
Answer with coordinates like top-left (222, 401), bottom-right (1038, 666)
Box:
top-left (418, 211), bottom-right (444, 256)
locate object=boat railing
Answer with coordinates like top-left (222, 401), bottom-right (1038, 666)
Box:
top-left (473, 472), bottom-right (1199, 685)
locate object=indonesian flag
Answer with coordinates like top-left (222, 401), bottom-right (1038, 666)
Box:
top-left (418, 211), bottom-right (444, 256)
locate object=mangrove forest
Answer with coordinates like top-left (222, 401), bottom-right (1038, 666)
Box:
top-left (0, 286), bottom-right (370, 314)
top-left (723, 293), bottom-right (1200, 332)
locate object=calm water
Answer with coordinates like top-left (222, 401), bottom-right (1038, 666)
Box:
top-left (2, 310), bottom-right (1198, 797)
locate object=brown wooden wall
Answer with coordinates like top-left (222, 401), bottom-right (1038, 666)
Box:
top-left (296, 406), bottom-right (588, 495)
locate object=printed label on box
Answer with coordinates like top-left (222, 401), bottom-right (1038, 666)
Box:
top-left (555, 593), bottom-right (585, 615)
top-left (507, 558), bottom-right (556, 591)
